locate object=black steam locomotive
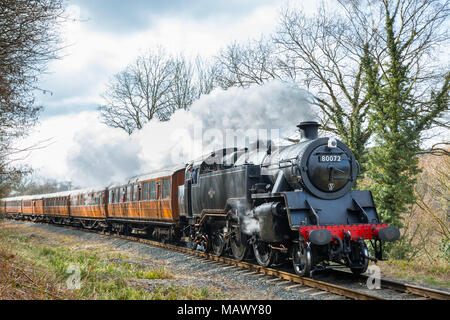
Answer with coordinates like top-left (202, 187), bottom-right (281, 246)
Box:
top-left (179, 121), bottom-right (400, 276)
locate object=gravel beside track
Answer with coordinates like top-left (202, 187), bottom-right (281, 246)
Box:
top-left (4, 221), bottom-right (345, 300)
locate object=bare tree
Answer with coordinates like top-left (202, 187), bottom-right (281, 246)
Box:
top-left (99, 51), bottom-right (221, 135)
top-left (217, 0), bottom-right (449, 165)
top-left (99, 48), bottom-right (177, 134)
top-left (215, 37), bottom-right (284, 89)
top-left (348, 0), bottom-right (450, 154)
top-left (194, 56), bottom-right (221, 97)
top-left (0, 0), bottom-right (66, 197)
top-left (170, 55), bottom-right (196, 113)
top-left (274, 3), bottom-right (375, 164)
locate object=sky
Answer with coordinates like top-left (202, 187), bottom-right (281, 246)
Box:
top-left (18, 0), bottom-right (321, 187)
top-left (36, 0), bottom-right (287, 118)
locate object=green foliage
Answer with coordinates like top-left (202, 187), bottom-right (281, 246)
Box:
top-left (361, 3), bottom-right (449, 230)
top-left (438, 238), bottom-right (450, 262)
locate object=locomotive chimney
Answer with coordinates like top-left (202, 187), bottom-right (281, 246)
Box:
top-left (297, 121), bottom-right (320, 140)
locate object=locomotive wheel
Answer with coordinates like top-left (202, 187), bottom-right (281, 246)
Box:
top-left (211, 231), bottom-right (225, 256)
top-left (253, 241), bottom-right (275, 268)
top-left (292, 242), bottom-right (312, 277)
top-left (230, 228), bottom-right (249, 261)
top-left (350, 243), bottom-right (369, 275)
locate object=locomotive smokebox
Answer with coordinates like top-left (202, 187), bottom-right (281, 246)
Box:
top-left (298, 121), bottom-right (320, 140)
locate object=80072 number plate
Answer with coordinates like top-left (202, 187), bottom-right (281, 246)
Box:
top-left (319, 154), bottom-right (342, 162)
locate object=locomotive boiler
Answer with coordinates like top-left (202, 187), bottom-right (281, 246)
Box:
top-left (179, 121), bottom-right (400, 276)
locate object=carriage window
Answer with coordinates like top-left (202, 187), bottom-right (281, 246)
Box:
top-left (142, 183), bottom-right (149, 200)
top-left (162, 179), bottom-right (170, 199)
top-left (133, 185), bottom-right (138, 202)
top-left (150, 181), bottom-right (157, 200)
top-left (126, 186), bottom-right (131, 202)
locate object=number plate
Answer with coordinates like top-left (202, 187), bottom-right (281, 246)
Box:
top-left (319, 154), bottom-right (342, 162)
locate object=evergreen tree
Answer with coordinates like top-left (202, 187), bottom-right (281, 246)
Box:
top-left (362, 1), bottom-right (449, 229)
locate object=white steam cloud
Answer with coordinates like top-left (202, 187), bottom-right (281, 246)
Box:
top-left (19, 80), bottom-right (317, 187)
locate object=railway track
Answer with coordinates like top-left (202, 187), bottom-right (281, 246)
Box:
top-left (327, 269), bottom-right (450, 300)
top-left (6, 219), bottom-right (450, 300)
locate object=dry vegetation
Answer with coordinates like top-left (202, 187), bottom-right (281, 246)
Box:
top-left (377, 153), bottom-right (449, 287)
top-left (0, 222), bottom-right (225, 300)
top-left (0, 246), bottom-right (75, 299)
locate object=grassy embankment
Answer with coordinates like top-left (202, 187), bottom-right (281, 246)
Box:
top-left (0, 221), bottom-right (225, 300)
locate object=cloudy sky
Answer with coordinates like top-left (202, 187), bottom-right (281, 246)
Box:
top-left (36, 0), bottom-right (288, 118)
top-left (20, 0), bottom-right (321, 187)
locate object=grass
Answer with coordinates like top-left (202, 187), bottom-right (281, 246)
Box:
top-left (378, 259), bottom-right (450, 289)
top-left (0, 222), bottom-right (225, 300)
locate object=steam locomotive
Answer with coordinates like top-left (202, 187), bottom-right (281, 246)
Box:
top-left (1, 121), bottom-right (400, 277)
